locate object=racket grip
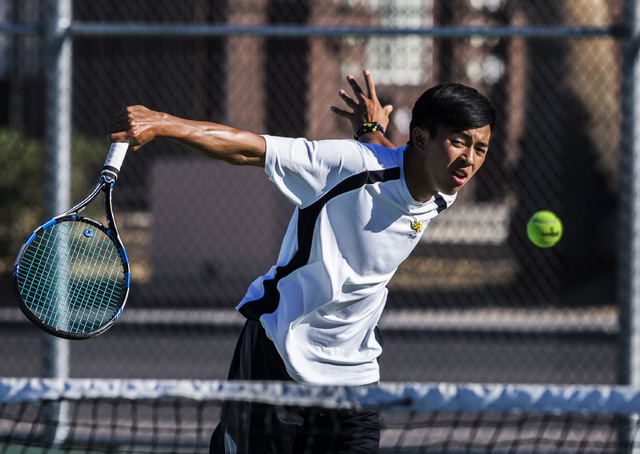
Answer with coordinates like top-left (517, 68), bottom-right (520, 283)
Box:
top-left (102, 142), bottom-right (129, 179)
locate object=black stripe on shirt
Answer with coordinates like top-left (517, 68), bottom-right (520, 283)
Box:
top-left (239, 167), bottom-right (401, 321)
top-left (434, 194), bottom-right (448, 213)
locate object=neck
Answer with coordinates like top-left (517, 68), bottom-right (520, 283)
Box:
top-left (403, 145), bottom-right (436, 203)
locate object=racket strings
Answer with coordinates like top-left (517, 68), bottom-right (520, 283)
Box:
top-left (40, 223), bottom-right (122, 327)
top-left (57, 229), bottom-right (120, 327)
top-left (21, 229), bottom-right (116, 331)
top-left (21, 224), bottom-right (122, 332)
top-left (17, 219), bottom-right (126, 334)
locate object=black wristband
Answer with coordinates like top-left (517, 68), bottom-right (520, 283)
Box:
top-left (355, 122), bottom-right (385, 140)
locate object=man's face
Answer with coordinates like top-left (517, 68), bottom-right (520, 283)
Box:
top-left (415, 124), bottom-right (491, 197)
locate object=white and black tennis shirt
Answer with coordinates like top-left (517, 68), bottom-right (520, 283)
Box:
top-left (236, 136), bottom-right (456, 386)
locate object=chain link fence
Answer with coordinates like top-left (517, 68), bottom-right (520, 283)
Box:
top-left (0, 0), bottom-right (626, 384)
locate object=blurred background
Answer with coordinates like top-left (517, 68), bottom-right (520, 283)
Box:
top-left (0, 0), bottom-right (625, 384)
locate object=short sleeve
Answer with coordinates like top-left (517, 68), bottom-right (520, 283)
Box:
top-left (263, 135), bottom-right (367, 208)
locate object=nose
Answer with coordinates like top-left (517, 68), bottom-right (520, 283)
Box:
top-left (461, 147), bottom-right (476, 165)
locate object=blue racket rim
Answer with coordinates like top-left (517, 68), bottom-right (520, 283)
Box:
top-left (12, 215), bottom-right (130, 340)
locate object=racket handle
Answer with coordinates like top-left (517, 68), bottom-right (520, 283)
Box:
top-left (102, 142), bottom-right (129, 180)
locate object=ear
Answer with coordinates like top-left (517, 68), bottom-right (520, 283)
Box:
top-left (411, 127), bottom-right (429, 150)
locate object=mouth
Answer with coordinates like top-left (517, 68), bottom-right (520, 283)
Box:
top-left (452, 168), bottom-right (469, 185)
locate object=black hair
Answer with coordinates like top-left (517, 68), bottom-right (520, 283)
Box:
top-left (408, 82), bottom-right (496, 144)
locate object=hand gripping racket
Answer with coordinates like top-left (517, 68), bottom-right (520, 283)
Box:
top-left (13, 142), bottom-right (131, 340)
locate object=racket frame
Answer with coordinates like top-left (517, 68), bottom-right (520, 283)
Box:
top-left (13, 143), bottom-right (131, 340)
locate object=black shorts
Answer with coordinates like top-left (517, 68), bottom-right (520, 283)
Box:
top-left (209, 320), bottom-right (380, 454)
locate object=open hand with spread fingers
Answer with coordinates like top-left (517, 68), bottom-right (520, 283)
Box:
top-left (331, 70), bottom-right (395, 148)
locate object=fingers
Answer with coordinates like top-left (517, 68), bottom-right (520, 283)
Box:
top-left (109, 107), bottom-right (132, 128)
top-left (339, 73), bottom-right (371, 112)
top-left (108, 129), bottom-right (126, 145)
top-left (345, 70), bottom-right (379, 104)
top-left (330, 106), bottom-right (352, 119)
top-left (346, 74), bottom-right (365, 99)
top-left (109, 108), bottom-right (132, 125)
top-left (108, 112), bottom-right (131, 143)
top-left (108, 119), bottom-right (130, 134)
top-left (107, 106), bottom-right (141, 147)
top-left (107, 105), bottom-right (159, 151)
top-left (338, 89), bottom-right (358, 109)
top-left (334, 71), bottom-right (391, 134)
top-left (363, 70), bottom-right (378, 101)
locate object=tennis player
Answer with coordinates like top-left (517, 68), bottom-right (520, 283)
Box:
top-left (109, 70), bottom-right (495, 454)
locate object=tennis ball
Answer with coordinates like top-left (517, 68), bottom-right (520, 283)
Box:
top-left (527, 211), bottom-right (563, 248)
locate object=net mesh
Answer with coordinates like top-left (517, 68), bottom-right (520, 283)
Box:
top-left (15, 219), bottom-right (127, 335)
top-left (1, 379), bottom-right (639, 454)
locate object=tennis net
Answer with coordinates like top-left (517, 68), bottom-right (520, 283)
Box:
top-left (1, 378), bottom-right (640, 453)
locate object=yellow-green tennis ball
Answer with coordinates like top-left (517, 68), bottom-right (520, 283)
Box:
top-left (527, 211), bottom-right (563, 248)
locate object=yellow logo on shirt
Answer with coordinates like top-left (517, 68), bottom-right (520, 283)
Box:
top-left (411, 220), bottom-right (423, 233)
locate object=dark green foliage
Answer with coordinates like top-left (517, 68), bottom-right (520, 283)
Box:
top-left (0, 129), bottom-right (107, 271)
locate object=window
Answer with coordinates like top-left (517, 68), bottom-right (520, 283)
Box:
top-left (366, 0), bottom-right (433, 85)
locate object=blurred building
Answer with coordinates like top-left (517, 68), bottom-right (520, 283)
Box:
top-left (0, 0), bottom-right (623, 307)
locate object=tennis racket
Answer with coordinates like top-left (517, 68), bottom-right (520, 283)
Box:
top-left (13, 142), bottom-right (131, 340)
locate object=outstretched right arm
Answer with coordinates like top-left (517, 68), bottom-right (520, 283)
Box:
top-left (108, 106), bottom-right (266, 167)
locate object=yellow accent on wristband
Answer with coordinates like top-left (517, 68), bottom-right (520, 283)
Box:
top-left (355, 122), bottom-right (385, 140)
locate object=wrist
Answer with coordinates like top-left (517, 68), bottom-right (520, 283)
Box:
top-left (155, 112), bottom-right (173, 139)
top-left (354, 122), bottom-right (385, 140)
top-left (157, 112), bottom-right (190, 142)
